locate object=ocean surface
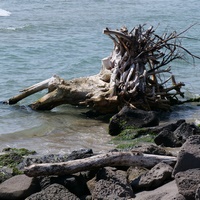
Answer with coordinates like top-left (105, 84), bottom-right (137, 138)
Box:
top-left (0, 0), bottom-right (200, 154)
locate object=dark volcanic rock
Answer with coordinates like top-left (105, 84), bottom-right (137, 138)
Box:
top-left (66, 149), bottom-right (94, 160)
top-left (131, 162), bottom-right (173, 191)
top-left (173, 135), bottom-right (200, 176)
top-left (0, 174), bottom-right (40, 200)
top-left (109, 106), bottom-right (159, 136)
top-left (159, 119), bottom-right (186, 132)
top-left (153, 119), bottom-right (186, 147)
top-left (173, 122), bottom-right (198, 141)
top-left (25, 183), bottom-right (79, 200)
top-left (87, 167), bottom-right (134, 200)
top-left (175, 168), bottom-right (200, 200)
top-left (154, 129), bottom-right (182, 147)
top-left (63, 174), bottom-right (90, 198)
top-left (154, 121), bottom-right (200, 147)
top-left (39, 174), bottom-right (90, 198)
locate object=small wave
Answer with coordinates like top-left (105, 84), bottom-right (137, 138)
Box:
top-left (0, 9), bottom-right (11, 17)
top-left (5, 27), bottom-right (16, 31)
top-left (0, 24), bottom-right (32, 32)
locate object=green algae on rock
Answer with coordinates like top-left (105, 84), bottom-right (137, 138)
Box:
top-left (0, 148), bottom-right (36, 182)
top-left (111, 127), bottom-right (157, 149)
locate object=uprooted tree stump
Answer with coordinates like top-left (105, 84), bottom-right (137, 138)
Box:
top-left (5, 24), bottom-right (200, 113)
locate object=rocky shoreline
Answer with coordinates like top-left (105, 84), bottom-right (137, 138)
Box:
top-left (1, 108), bottom-right (200, 199)
top-left (0, 137), bottom-right (200, 200)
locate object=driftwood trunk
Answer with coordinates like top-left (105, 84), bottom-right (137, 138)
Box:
top-left (7, 74), bottom-right (119, 113)
top-left (24, 151), bottom-right (176, 177)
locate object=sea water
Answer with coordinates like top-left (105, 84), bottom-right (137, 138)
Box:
top-left (0, 0), bottom-right (200, 154)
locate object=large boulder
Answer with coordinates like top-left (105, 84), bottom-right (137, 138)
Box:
top-left (173, 135), bottom-right (200, 176)
top-left (131, 162), bottom-right (173, 191)
top-left (87, 167), bottom-right (134, 199)
top-left (109, 106), bottom-right (159, 136)
top-left (0, 175), bottom-right (40, 200)
top-left (175, 168), bottom-right (200, 200)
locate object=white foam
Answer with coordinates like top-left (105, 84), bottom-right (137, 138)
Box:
top-left (0, 8), bottom-right (11, 17)
top-left (6, 27), bottom-right (16, 30)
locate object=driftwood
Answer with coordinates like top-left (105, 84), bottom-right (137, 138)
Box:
top-left (5, 24), bottom-right (200, 113)
top-left (24, 151), bottom-right (176, 177)
top-left (6, 74), bottom-right (118, 113)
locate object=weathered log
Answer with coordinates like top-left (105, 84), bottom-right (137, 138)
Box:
top-left (24, 151), bottom-right (176, 177)
top-left (7, 75), bottom-right (62, 105)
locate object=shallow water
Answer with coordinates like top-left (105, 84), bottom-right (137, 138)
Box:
top-left (0, 104), bottom-right (114, 154)
top-left (0, 0), bottom-right (200, 154)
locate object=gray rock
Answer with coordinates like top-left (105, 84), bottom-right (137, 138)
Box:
top-left (0, 167), bottom-right (13, 183)
top-left (109, 106), bottom-right (159, 136)
top-left (88, 167), bottom-right (134, 200)
top-left (175, 168), bottom-right (200, 200)
top-left (131, 162), bottom-right (173, 191)
top-left (25, 183), bottom-right (79, 200)
top-left (87, 177), bottom-right (96, 196)
top-left (39, 176), bottom-right (51, 190)
top-left (133, 180), bottom-right (179, 200)
top-left (175, 194), bottom-right (187, 200)
top-left (66, 149), bottom-right (94, 160)
top-left (195, 184), bottom-right (200, 200)
top-left (127, 166), bottom-right (148, 183)
top-left (154, 129), bottom-right (182, 147)
top-left (0, 174), bottom-right (40, 200)
top-left (64, 174), bottom-right (90, 198)
top-left (174, 122), bottom-right (198, 142)
top-left (159, 119), bottom-right (186, 132)
top-left (173, 135), bottom-right (200, 176)
top-left (154, 121), bottom-right (199, 147)
top-left (133, 143), bottom-right (172, 156)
